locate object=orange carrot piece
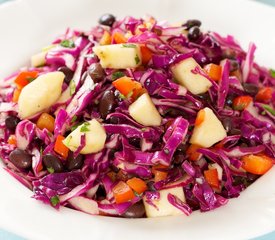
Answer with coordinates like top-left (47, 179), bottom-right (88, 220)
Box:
top-left (54, 135), bottom-right (69, 159)
top-left (14, 71), bottom-right (39, 89)
top-left (37, 113), bottom-right (55, 132)
top-left (112, 32), bottom-right (127, 44)
top-left (152, 164), bottom-right (168, 182)
top-left (204, 168), bottom-right (219, 188)
top-left (255, 87), bottom-right (273, 103)
top-left (12, 88), bottom-right (21, 103)
top-left (195, 109), bottom-right (205, 126)
top-left (242, 154), bottom-right (273, 175)
top-left (233, 95), bottom-right (253, 111)
top-left (8, 135), bottom-right (17, 146)
top-left (186, 144), bottom-right (202, 161)
top-left (113, 181), bottom-right (135, 204)
top-left (204, 64), bottom-right (222, 82)
top-left (140, 45), bottom-right (152, 65)
top-left (126, 177), bottom-right (148, 194)
top-left (99, 31), bottom-right (111, 45)
top-left (112, 76), bottom-right (142, 97)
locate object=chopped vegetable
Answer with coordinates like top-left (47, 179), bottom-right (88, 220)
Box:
top-left (140, 45), bottom-right (153, 65)
top-left (204, 63), bottom-right (222, 82)
top-left (241, 154), bottom-right (273, 175)
top-left (8, 135), bottom-right (17, 146)
top-left (204, 168), bottom-right (219, 188)
top-left (112, 76), bottom-right (142, 99)
top-left (99, 31), bottom-right (111, 45)
top-left (186, 144), bottom-right (202, 161)
top-left (12, 88), bottom-right (21, 103)
top-left (255, 87), bottom-right (273, 103)
top-left (54, 135), bottom-right (69, 159)
top-left (126, 177), bottom-right (148, 194)
top-left (112, 31), bottom-right (127, 44)
top-left (14, 71), bottom-right (39, 89)
top-left (36, 113), bottom-right (55, 132)
top-left (113, 181), bottom-right (135, 204)
top-left (232, 95), bottom-right (253, 110)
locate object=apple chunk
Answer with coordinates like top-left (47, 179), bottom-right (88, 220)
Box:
top-left (171, 57), bottom-right (212, 94)
top-left (93, 43), bottom-right (142, 69)
top-left (18, 71), bottom-right (65, 119)
top-left (190, 107), bottom-right (227, 148)
top-left (143, 187), bottom-right (186, 218)
top-left (63, 119), bottom-right (106, 154)
top-left (129, 93), bottom-right (162, 126)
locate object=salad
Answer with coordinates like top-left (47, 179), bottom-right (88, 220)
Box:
top-left (0, 14), bottom-right (274, 218)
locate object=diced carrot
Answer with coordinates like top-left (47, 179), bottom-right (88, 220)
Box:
top-left (8, 135), bottom-right (17, 146)
top-left (112, 76), bottom-right (142, 97)
top-left (99, 30), bottom-right (111, 45)
top-left (154, 170), bottom-right (168, 182)
top-left (186, 144), bottom-right (202, 161)
top-left (14, 71), bottom-right (39, 89)
top-left (204, 64), bottom-right (222, 82)
top-left (37, 113), bottom-right (55, 132)
top-left (255, 87), bottom-right (273, 103)
top-left (112, 31), bottom-right (127, 44)
top-left (241, 154), bottom-right (273, 175)
top-left (12, 88), bottom-right (21, 103)
top-left (140, 45), bottom-right (152, 65)
top-left (131, 87), bottom-right (147, 100)
top-left (126, 177), bottom-right (148, 194)
top-left (233, 95), bottom-right (253, 111)
top-left (195, 109), bottom-right (205, 126)
top-left (152, 164), bottom-right (168, 182)
top-left (204, 168), bottom-right (219, 188)
top-left (113, 181), bottom-right (135, 204)
top-left (54, 135), bottom-right (69, 159)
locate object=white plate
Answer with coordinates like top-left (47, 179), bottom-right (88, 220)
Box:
top-left (0, 0), bottom-right (275, 239)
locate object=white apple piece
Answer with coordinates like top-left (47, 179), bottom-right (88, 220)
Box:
top-left (31, 52), bottom-right (47, 67)
top-left (92, 43), bottom-right (142, 69)
top-left (63, 119), bottom-right (106, 154)
top-left (171, 57), bottom-right (212, 94)
top-left (18, 71), bottom-right (65, 119)
top-left (68, 196), bottom-right (99, 215)
top-left (143, 187), bottom-right (186, 218)
top-left (190, 107), bottom-right (227, 148)
top-left (129, 93), bottom-right (162, 126)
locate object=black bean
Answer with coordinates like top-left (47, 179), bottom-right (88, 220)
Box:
top-left (42, 154), bottom-right (64, 173)
top-left (188, 26), bottom-right (201, 41)
top-left (173, 153), bottom-right (185, 165)
top-left (184, 19), bottom-right (201, 29)
top-left (177, 143), bottom-right (188, 153)
top-left (9, 149), bottom-right (32, 169)
top-left (122, 201), bottom-right (146, 218)
top-left (243, 83), bottom-right (259, 96)
top-left (58, 67), bottom-right (74, 84)
top-left (129, 137), bottom-right (141, 148)
top-left (5, 116), bottom-right (20, 131)
top-left (109, 116), bottom-right (119, 124)
top-left (229, 60), bottom-right (239, 72)
top-left (229, 128), bottom-right (242, 135)
top-left (66, 151), bottom-right (84, 171)
top-left (88, 63), bottom-right (105, 83)
top-left (99, 90), bottom-right (116, 119)
top-left (98, 14), bottom-right (116, 27)
top-left (147, 181), bottom-right (156, 191)
top-left (222, 118), bottom-right (233, 133)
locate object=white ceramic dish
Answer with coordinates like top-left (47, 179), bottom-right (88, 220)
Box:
top-left (0, 0), bottom-right (275, 239)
